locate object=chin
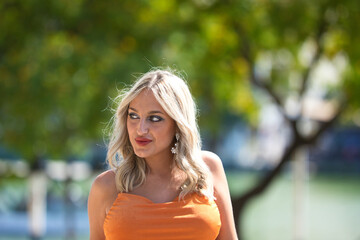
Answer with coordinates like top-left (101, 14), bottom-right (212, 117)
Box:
top-left (133, 150), bottom-right (150, 159)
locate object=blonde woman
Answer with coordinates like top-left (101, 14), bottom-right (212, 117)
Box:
top-left (88, 69), bottom-right (238, 240)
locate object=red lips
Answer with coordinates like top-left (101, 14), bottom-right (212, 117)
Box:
top-left (135, 137), bottom-right (152, 146)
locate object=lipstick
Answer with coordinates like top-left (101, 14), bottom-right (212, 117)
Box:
top-left (135, 137), bottom-right (152, 146)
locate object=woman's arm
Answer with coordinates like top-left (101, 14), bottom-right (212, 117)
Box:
top-left (202, 151), bottom-right (238, 240)
top-left (88, 170), bottom-right (117, 240)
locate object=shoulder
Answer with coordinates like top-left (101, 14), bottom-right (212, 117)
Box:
top-left (88, 170), bottom-right (117, 240)
top-left (90, 169), bottom-right (118, 199)
top-left (88, 169), bottom-right (118, 216)
top-left (201, 151), bottom-right (238, 239)
top-left (201, 150), bottom-right (224, 173)
top-left (93, 169), bottom-right (116, 186)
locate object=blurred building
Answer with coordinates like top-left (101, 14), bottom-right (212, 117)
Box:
top-left (309, 126), bottom-right (360, 175)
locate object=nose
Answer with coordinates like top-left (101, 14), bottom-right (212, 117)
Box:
top-left (136, 119), bottom-right (149, 135)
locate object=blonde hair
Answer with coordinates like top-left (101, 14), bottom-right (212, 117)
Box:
top-left (107, 69), bottom-right (214, 200)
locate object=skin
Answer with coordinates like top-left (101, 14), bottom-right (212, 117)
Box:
top-left (88, 89), bottom-right (238, 239)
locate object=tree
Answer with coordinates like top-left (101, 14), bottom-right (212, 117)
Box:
top-left (1, 0), bottom-right (360, 239)
top-left (125, 0), bottom-right (360, 238)
top-left (204, 0), bottom-right (360, 238)
top-left (0, 1), bottom-right (159, 238)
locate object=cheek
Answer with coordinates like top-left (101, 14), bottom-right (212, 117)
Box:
top-left (160, 123), bottom-right (176, 143)
top-left (127, 122), bottom-right (136, 146)
top-left (126, 122), bottom-right (137, 145)
top-left (126, 121), bottom-right (134, 134)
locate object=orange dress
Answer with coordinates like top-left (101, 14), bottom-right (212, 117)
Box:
top-left (103, 192), bottom-right (221, 240)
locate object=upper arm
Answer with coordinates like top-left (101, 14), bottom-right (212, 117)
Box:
top-left (88, 170), bottom-right (116, 240)
top-left (202, 151), bottom-right (238, 240)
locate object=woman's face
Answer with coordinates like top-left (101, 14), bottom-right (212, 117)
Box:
top-left (127, 89), bottom-right (176, 161)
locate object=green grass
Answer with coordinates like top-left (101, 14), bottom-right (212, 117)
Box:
top-left (227, 171), bottom-right (360, 240)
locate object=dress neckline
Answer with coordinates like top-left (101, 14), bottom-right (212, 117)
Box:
top-left (118, 192), bottom-right (188, 204)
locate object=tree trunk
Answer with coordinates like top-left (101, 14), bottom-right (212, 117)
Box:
top-left (64, 177), bottom-right (76, 240)
top-left (28, 170), bottom-right (47, 240)
top-left (232, 137), bottom-right (300, 239)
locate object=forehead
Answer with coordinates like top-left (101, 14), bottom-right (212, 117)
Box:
top-left (129, 89), bottom-right (164, 112)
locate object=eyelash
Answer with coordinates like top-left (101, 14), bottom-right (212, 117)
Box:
top-left (128, 113), bottom-right (139, 119)
top-left (128, 113), bottom-right (163, 122)
top-left (149, 116), bottom-right (163, 122)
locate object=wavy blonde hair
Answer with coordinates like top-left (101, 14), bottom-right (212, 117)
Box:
top-left (106, 69), bottom-right (213, 200)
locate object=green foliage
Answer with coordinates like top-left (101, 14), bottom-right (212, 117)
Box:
top-left (0, 0), bottom-right (359, 162)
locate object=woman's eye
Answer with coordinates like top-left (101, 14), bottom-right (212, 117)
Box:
top-left (149, 115), bottom-right (163, 122)
top-left (128, 113), bottom-right (139, 119)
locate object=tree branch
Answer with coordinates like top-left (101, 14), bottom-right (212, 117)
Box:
top-left (299, 9), bottom-right (328, 98)
top-left (232, 135), bottom-right (299, 235)
top-left (234, 22), bottom-right (299, 136)
top-left (305, 101), bottom-right (346, 144)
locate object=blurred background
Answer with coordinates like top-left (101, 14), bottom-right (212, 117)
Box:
top-left (1, 0), bottom-right (359, 239)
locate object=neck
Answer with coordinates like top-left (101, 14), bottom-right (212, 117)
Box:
top-left (145, 152), bottom-right (175, 177)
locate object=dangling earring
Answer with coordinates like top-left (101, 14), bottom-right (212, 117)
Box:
top-left (171, 133), bottom-right (180, 154)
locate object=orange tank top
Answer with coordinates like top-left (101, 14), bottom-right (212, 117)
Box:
top-left (103, 192), bottom-right (221, 239)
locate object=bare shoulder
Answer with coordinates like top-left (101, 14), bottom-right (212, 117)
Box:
top-left (88, 169), bottom-right (117, 240)
top-left (201, 151), bottom-right (238, 239)
top-left (201, 150), bottom-right (224, 173)
top-left (201, 150), bottom-right (228, 191)
top-left (88, 169), bottom-right (118, 216)
top-left (90, 169), bottom-right (117, 197)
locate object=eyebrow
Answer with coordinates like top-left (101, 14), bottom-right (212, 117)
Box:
top-left (128, 107), bottom-right (165, 115)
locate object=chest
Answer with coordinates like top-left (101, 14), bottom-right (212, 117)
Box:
top-left (103, 193), bottom-right (221, 240)
top-left (130, 174), bottom-right (185, 203)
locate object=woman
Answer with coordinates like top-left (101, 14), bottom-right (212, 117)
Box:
top-left (88, 69), bottom-right (238, 239)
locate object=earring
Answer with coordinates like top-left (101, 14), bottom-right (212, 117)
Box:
top-left (171, 133), bottom-right (180, 154)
